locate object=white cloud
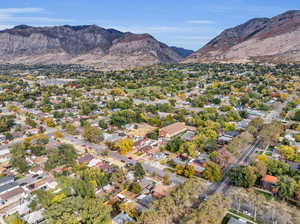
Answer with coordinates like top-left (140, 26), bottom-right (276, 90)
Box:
top-left (0, 8), bottom-right (43, 14)
top-left (0, 16), bottom-right (73, 23)
top-left (187, 20), bottom-right (215, 24)
top-left (0, 7), bottom-right (73, 25)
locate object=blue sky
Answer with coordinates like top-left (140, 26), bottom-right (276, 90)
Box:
top-left (0, 0), bottom-right (299, 50)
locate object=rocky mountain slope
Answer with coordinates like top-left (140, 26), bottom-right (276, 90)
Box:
top-left (185, 10), bottom-right (300, 64)
top-left (170, 47), bottom-right (194, 58)
top-left (0, 25), bottom-right (182, 70)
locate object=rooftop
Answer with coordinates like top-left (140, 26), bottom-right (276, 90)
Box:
top-left (262, 175), bottom-right (278, 184)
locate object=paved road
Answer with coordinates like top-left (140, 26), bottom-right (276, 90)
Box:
top-left (203, 139), bottom-right (260, 196)
top-left (63, 133), bottom-right (185, 184)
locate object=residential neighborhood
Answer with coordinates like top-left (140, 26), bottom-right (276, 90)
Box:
top-left (0, 63), bottom-right (299, 224)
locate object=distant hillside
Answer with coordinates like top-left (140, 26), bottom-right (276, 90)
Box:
top-left (0, 25), bottom-right (182, 70)
top-left (170, 47), bottom-right (194, 58)
top-left (185, 10), bottom-right (300, 64)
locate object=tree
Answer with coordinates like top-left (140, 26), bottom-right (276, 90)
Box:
top-left (138, 179), bottom-right (207, 224)
top-left (115, 138), bottom-right (133, 155)
top-left (266, 159), bottom-right (289, 176)
top-left (98, 119), bottom-right (108, 129)
top-left (229, 166), bottom-right (257, 188)
top-left (259, 121), bottom-right (283, 148)
top-left (64, 123), bottom-right (78, 135)
top-left (226, 131), bottom-right (253, 154)
top-left (82, 124), bottom-right (102, 143)
top-left (293, 110), bottom-right (300, 121)
top-left (295, 180), bottom-right (300, 202)
top-left (179, 142), bottom-right (197, 157)
top-left (202, 161), bottom-right (222, 182)
top-left (276, 176), bottom-right (296, 200)
top-left (6, 215), bottom-right (25, 224)
top-left (25, 117), bottom-right (37, 128)
top-left (129, 182), bottom-right (142, 194)
top-left (163, 174), bottom-right (170, 185)
top-left (79, 101), bottom-right (94, 115)
top-left (176, 164), bottom-right (195, 178)
top-left (0, 115), bottom-right (15, 133)
top-left (133, 162), bottom-right (145, 179)
top-left (43, 117), bottom-right (55, 127)
top-left (248, 117), bottom-right (264, 134)
top-left (120, 202), bottom-right (137, 217)
top-left (175, 164), bottom-right (184, 176)
top-left (9, 143), bottom-right (30, 173)
top-left (45, 144), bottom-right (77, 170)
top-left (78, 167), bottom-right (108, 189)
top-left (111, 87), bottom-right (125, 96)
top-left (111, 109), bottom-right (137, 127)
top-left (111, 169), bottom-right (126, 190)
top-left (53, 131), bottom-right (63, 139)
top-left (183, 193), bottom-right (231, 224)
top-left (278, 145), bottom-right (300, 162)
top-left (44, 196), bottom-right (111, 224)
top-left (253, 160), bottom-right (267, 177)
top-left (183, 165), bottom-right (195, 178)
top-left (165, 137), bottom-right (184, 153)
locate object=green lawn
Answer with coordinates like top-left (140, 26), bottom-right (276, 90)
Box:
top-left (254, 189), bottom-right (273, 200)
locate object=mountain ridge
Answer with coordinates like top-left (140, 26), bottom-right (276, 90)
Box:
top-left (185, 10), bottom-right (300, 64)
top-left (0, 24), bottom-right (183, 70)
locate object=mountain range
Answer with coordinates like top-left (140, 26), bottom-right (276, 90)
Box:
top-left (0, 25), bottom-right (184, 70)
top-left (0, 10), bottom-right (300, 69)
top-left (185, 10), bottom-right (300, 64)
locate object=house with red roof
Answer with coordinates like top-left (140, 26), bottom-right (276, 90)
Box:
top-left (261, 175), bottom-right (278, 193)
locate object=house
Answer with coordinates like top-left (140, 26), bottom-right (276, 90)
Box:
top-left (137, 194), bottom-right (155, 208)
top-left (97, 162), bottom-right (114, 174)
top-left (103, 133), bottom-right (122, 142)
top-left (236, 120), bottom-right (249, 129)
top-left (139, 178), bottom-right (155, 194)
top-left (152, 152), bottom-right (167, 160)
top-left (0, 187), bottom-right (26, 209)
top-left (191, 159), bottom-right (206, 174)
top-left (0, 175), bottom-right (14, 187)
top-left (29, 166), bottom-right (44, 176)
top-left (215, 149), bottom-right (235, 168)
top-left (261, 175), bottom-right (278, 193)
top-left (123, 124), bottom-right (135, 130)
top-left (112, 213), bottom-right (134, 224)
top-left (218, 136), bottom-right (232, 145)
top-left (223, 131), bottom-right (240, 138)
top-left (0, 182), bottom-right (19, 195)
top-left (159, 122), bottom-right (187, 138)
top-left (140, 145), bottom-right (153, 154)
top-left (27, 176), bottom-right (57, 191)
top-left (181, 131), bottom-right (195, 141)
top-left (174, 154), bottom-right (189, 165)
top-left (152, 183), bottom-right (173, 199)
top-left (78, 154), bottom-right (94, 164)
top-left (23, 210), bottom-right (44, 224)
